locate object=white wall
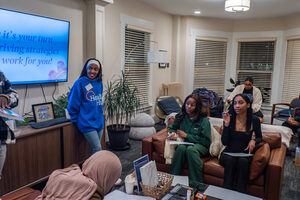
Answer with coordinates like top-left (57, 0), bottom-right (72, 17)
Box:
top-left (0, 0), bottom-right (86, 115)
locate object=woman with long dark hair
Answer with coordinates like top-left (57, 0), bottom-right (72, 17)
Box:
top-left (67, 58), bottom-right (104, 155)
top-left (168, 94), bottom-right (211, 188)
top-left (220, 94), bottom-right (262, 193)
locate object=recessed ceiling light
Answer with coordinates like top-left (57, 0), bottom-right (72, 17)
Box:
top-left (194, 10), bottom-right (201, 15)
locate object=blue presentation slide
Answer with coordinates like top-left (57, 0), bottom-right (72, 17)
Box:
top-left (0, 8), bottom-right (69, 84)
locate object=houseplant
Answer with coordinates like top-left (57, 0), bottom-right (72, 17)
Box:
top-left (103, 71), bottom-right (140, 150)
top-left (53, 89), bottom-right (70, 118)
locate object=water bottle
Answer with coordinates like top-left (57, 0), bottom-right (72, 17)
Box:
top-left (295, 146), bottom-right (300, 167)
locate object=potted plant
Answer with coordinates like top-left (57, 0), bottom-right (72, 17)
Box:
top-left (103, 71), bottom-right (140, 150)
top-left (53, 89), bottom-right (70, 118)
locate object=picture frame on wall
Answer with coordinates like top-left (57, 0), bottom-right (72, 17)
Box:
top-left (32, 102), bottom-right (55, 122)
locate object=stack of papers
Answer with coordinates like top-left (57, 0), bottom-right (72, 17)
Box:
top-left (140, 160), bottom-right (158, 186)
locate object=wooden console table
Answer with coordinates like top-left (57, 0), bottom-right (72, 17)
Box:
top-left (0, 122), bottom-right (105, 195)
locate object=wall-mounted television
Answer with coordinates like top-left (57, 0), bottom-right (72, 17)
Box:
top-left (0, 8), bottom-right (70, 85)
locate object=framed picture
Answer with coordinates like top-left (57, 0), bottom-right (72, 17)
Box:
top-left (32, 102), bottom-right (55, 122)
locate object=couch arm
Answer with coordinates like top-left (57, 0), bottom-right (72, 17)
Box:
top-left (265, 144), bottom-right (286, 200)
top-left (142, 134), bottom-right (154, 160)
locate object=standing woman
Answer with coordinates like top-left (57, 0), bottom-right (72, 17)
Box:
top-left (220, 94), bottom-right (262, 193)
top-left (168, 94), bottom-right (211, 188)
top-left (67, 58), bottom-right (104, 155)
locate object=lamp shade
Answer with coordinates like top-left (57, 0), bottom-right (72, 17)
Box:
top-left (147, 50), bottom-right (168, 63)
top-left (225, 0), bottom-right (250, 12)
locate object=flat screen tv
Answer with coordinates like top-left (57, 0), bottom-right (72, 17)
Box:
top-left (0, 8), bottom-right (70, 85)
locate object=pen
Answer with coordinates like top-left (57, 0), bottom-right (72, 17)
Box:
top-left (289, 110), bottom-right (292, 117)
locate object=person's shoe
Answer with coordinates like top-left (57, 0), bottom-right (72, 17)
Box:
top-left (114, 178), bottom-right (123, 186)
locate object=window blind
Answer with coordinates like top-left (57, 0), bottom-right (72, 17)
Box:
top-left (282, 38), bottom-right (300, 103)
top-left (125, 27), bottom-right (150, 107)
top-left (193, 39), bottom-right (227, 97)
top-left (237, 41), bottom-right (275, 104)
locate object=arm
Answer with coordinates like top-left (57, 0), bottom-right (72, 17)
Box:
top-left (185, 118), bottom-right (211, 148)
top-left (168, 114), bottom-right (181, 133)
top-left (252, 87), bottom-right (262, 113)
top-left (227, 85), bottom-right (243, 103)
top-left (67, 81), bottom-right (82, 123)
top-left (0, 72), bottom-right (19, 109)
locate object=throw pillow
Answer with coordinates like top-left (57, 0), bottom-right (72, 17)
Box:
top-left (129, 127), bottom-right (156, 140)
top-left (157, 97), bottom-right (181, 115)
top-left (249, 143), bottom-right (270, 181)
top-left (209, 125), bottom-right (224, 157)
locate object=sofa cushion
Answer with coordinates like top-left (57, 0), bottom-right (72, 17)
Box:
top-left (157, 97), bottom-right (181, 115)
top-left (203, 158), bottom-right (224, 178)
top-left (249, 143), bottom-right (270, 181)
top-left (262, 132), bottom-right (281, 149)
top-left (130, 113), bottom-right (155, 127)
top-left (152, 129), bottom-right (168, 157)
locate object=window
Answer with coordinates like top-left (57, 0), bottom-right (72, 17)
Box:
top-left (193, 38), bottom-right (227, 97)
top-left (282, 38), bottom-right (300, 102)
top-left (124, 27), bottom-right (150, 107)
top-left (236, 41), bottom-right (275, 104)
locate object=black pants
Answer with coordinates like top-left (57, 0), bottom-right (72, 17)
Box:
top-left (282, 121), bottom-right (300, 147)
top-left (219, 153), bottom-right (252, 193)
top-left (253, 110), bottom-right (264, 118)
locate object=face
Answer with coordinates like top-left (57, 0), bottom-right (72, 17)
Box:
top-left (185, 97), bottom-right (197, 116)
top-left (87, 63), bottom-right (99, 80)
top-left (244, 80), bottom-right (253, 91)
top-left (233, 96), bottom-right (250, 114)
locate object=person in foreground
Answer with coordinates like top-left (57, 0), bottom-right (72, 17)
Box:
top-left (220, 94), bottom-right (262, 193)
top-left (67, 58), bottom-right (104, 155)
top-left (168, 94), bottom-right (211, 188)
top-left (0, 71), bottom-right (18, 181)
top-left (35, 150), bottom-right (122, 200)
top-left (227, 76), bottom-right (264, 121)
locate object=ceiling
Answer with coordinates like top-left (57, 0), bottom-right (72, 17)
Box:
top-left (137, 0), bottom-right (300, 19)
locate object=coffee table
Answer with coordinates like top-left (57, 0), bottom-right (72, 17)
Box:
top-left (204, 185), bottom-right (262, 200)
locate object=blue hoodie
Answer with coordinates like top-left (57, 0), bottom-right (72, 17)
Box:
top-left (67, 76), bottom-right (104, 133)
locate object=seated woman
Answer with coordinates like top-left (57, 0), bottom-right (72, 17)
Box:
top-left (220, 94), bottom-right (262, 193)
top-left (168, 94), bottom-right (211, 188)
top-left (35, 150), bottom-right (121, 200)
top-left (227, 76), bottom-right (264, 121)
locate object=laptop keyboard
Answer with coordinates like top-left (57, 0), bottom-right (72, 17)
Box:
top-left (29, 118), bottom-right (70, 129)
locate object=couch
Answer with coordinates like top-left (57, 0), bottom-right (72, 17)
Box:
top-left (142, 126), bottom-right (286, 200)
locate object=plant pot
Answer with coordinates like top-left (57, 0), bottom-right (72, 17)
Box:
top-left (107, 124), bottom-right (130, 150)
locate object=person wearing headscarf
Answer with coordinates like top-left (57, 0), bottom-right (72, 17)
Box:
top-left (35, 150), bottom-right (122, 200)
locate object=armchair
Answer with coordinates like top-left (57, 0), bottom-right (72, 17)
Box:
top-left (271, 94), bottom-right (300, 124)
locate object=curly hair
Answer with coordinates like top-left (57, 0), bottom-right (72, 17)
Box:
top-left (178, 94), bottom-right (207, 123)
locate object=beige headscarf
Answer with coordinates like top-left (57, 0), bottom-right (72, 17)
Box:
top-left (35, 150), bottom-right (122, 200)
top-left (35, 165), bottom-right (97, 200)
top-left (82, 150), bottom-right (122, 195)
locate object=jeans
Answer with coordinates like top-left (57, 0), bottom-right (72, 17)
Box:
top-left (83, 129), bottom-right (103, 155)
top-left (0, 144), bottom-right (7, 179)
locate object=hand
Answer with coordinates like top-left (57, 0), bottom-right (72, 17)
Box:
top-left (245, 139), bottom-right (256, 154)
top-left (0, 96), bottom-right (10, 110)
top-left (168, 132), bottom-right (177, 140)
top-left (222, 110), bottom-right (230, 127)
top-left (176, 129), bottom-right (187, 138)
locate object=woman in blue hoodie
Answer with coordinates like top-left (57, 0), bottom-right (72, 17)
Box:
top-left (67, 58), bottom-right (104, 155)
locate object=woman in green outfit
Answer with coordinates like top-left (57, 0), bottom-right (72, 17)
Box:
top-left (168, 94), bottom-right (211, 187)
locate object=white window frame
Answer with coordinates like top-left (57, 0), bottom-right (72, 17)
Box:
top-left (231, 31), bottom-right (283, 105)
top-left (120, 14), bottom-right (154, 107)
top-left (190, 29), bottom-right (232, 98)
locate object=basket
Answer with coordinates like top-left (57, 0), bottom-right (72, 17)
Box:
top-left (141, 171), bottom-right (174, 199)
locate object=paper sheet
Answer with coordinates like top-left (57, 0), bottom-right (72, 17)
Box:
top-left (104, 190), bottom-right (155, 200)
top-left (171, 175), bottom-right (189, 186)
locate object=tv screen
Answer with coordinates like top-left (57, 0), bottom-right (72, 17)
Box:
top-left (0, 8), bottom-right (70, 85)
